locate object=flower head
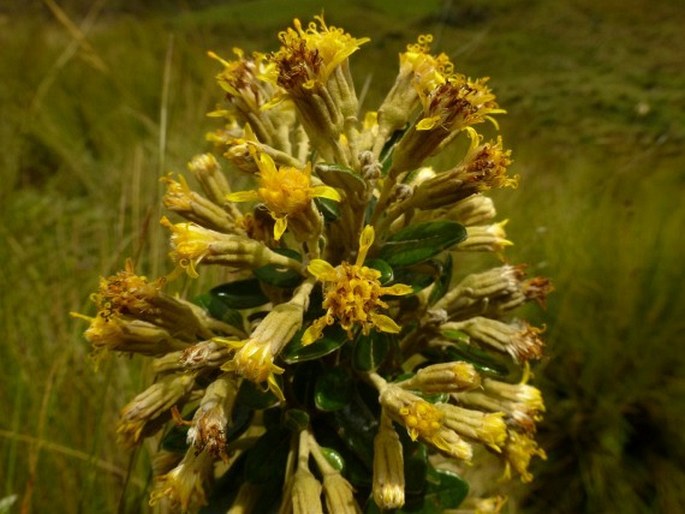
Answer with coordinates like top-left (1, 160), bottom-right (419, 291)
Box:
top-left (209, 48), bottom-right (276, 113)
top-left (187, 374), bottom-right (237, 459)
top-left (149, 448), bottom-right (213, 511)
top-left (161, 215), bottom-right (300, 276)
top-left (227, 150), bottom-right (340, 240)
top-left (379, 384), bottom-right (473, 461)
top-left (373, 413), bottom-right (405, 509)
top-left (221, 337), bottom-right (286, 401)
top-left (454, 374), bottom-right (545, 433)
top-left (273, 16), bottom-right (369, 91)
top-left (400, 34), bottom-right (454, 89)
top-left (91, 259), bottom-right (163, 321)
top-left (376, 34), bottom-right (454, 139)
top-left (303, 226), bottom-right (413, 344)
top-left (219, 281), bottom-right (313, 401)
top-left (117, 373), bottom-right (196, 447)
top-left (390, 76), bottom-right (505, 175)
top-left (502, 430), bottom-right (547, 482)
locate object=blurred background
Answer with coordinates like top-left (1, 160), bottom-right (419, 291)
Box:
top-left (1, 0), bottom-right (683, 512)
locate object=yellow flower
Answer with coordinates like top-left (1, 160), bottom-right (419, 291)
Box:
top-left (227, 150), bottom-right (340, 240)
top-left (399, 361), bottom-right (481, 393)
top-left (209, 48), bottom-right (276, 113)
top-left (502, 430), bottom-right (547, 482)
top-left (149, 448), bottom-right (213, 511)
top-left (117, 373), bottom-right (197, 447)
top-left (219, 281), bottom-right (313, 401)
top-left (374, 34), bottom-right (455, 146)
top-left (161, 215), bottom-right (301, 276)
top-left (400, 34), bottom-right (454, 91)
top-left (273, 16), bottom-right (369, 91)
top-left (221, 338), bottom-right (286, 401)
top-left (453, 371), bottom-right (545, 433)
top-left (416, 76), bottom-right (504, 132)
top-left (303, 225), bottom-right (413, 345)
top-left (91, 259), bottom-right (162, 320)
top-left (373, 413), bottom-right (405, 510)
top-left (378, 383), bottom-right (473, 461)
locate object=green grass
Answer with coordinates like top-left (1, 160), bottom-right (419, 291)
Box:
top-left (1, 1), bottom-right (684, 512)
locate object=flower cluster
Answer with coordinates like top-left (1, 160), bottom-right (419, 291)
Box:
top-left (76, 16), bottom-right (551, 513)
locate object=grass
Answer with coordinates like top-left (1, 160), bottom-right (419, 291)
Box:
top-left (1, 0), bottom-right (683, 512)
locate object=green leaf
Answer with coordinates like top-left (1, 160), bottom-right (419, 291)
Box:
top-left (284, 408), bottom-right (310, 432)
top-left (282, 325), bottom-right (348, 364)
top-left (315, 163), bottom-right (366, 195)
top-left (254, 248), bottom-right (304, 288)
top-left (313, 423), bottom-right (371, 488)
top-left (393, 260), bottom-right (441, 293)
top-left (364, 498), bottom-right (382, 514)
top-left (320, 446), bottom-right (345, 472)
top-left (423, 466), bottom-right (469, 510)
top-left (440, 332), bottom-right (515, 379)
top-left (441, 328), bottom-right (471, 344)
top-left (331, 397), bottom-right (378, 468)
top-left (200, 453), bottom-right (247, 513)
top-left (418, 391), bottom-right (450, 404)
top-left (366, 258), bottom-right (394, 284)
top-left (315, 196), bottom-right (341, 221)
top-left (226, 403), bottom-right (253, 442)
top-left (396, 463), bottom-right (469, 514)
top-left (210, 278), bottom-right (268, 309)
top-left (353, 330), bottom-right (392, 372)
top-left (380, 125), bottom-right (408, 167)
top-left (403, 442), bottom-right (429, 497)
top-left (236, 379), bottom-right (279, 409)
top-left (244, 426), bottom-right (291, 484)
top-left (193, 293), bottom-right (244, 330)
top-left (160, 423), bottom-right (190, 453)
top-left (428, 254), bottom-right (453, 305)
top-left (378, 221), bottom-right (467, 267)
top-left (254, 265), bottom-right (303, 288)
top-left (315, 368), bottom-right (353, 411)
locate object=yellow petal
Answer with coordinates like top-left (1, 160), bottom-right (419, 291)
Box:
top-left (370, 313), bottom-right (402, 334)
top-left (416, 116), bottom-right (440, 131)
top-left (273, 216), bottom-right (288, 241)
top-left (227, 190), bottom-right (259, 203)
top-left (267, 374), bottom-right (286, 402)
top-left (307, 259), bottom-right (336, 280)
top-left (311, 185), bottom-right (341, 202)
top-left (382, 283), bottom-right (414, 296)
top-left (260, 94), bottom-right (285, 111)
top-left (356, 225), bottom-right (375, 266)
top-left (258, 151), bottom-right (277, 175)
top-left (301, 318), bottom-right (326, 346)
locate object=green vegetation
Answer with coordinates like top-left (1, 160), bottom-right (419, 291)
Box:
top-left (1, 0), bottom-right (683, 512)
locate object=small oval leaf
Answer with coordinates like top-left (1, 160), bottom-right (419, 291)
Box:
top-left (428, 254), bottom-right (453, 305)
top-left (315, 163), bottom-right (366, 195)
top-left (320, 446), bottom-right (346, 472)
top-left (211, 279), bottom-right (269, 309)
top-left (236, 379), bottom-right (279, 410)
top-left (282, 325), bottom-right (348, 364)
top-left (423, 466), bottom-right (469, 510)
top-left (353, 331), bottom-right (392, 372)
top-left (441, 340), bottom-right (514, 379)
top-left (315, 196), bottom-right (341, 221)
top-left (284, 408), bottom-right (310, 432)
top-left (254, 265), bottom-right (304, 288)
top-left (193, 293), bottom-right (244, 330)
top-left (365, 259), bottom-right (394, 284)
top-left (379, 221), bottom-right (467, 267)
top-left (315, 368), bottom-right (353, 412)
top-left (244, 427), bottom-right (291, 484)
